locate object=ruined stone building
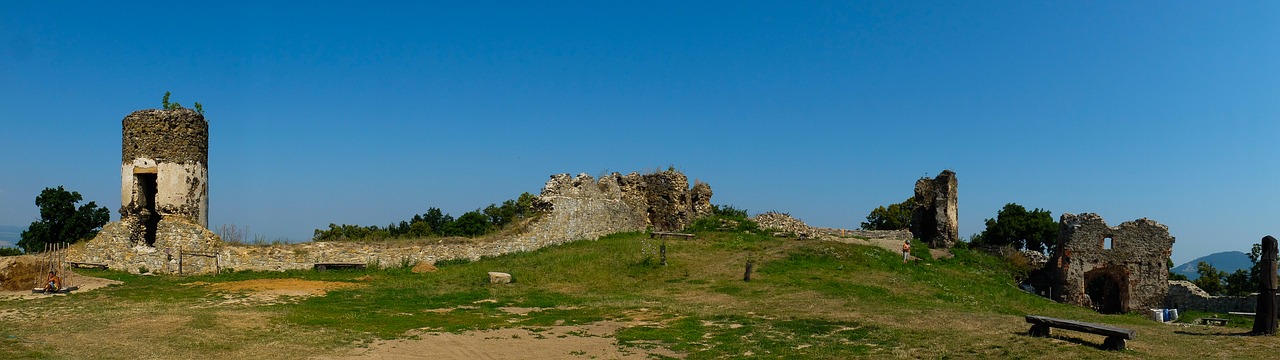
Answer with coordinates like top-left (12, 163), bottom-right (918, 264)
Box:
top-left (910, 170), bottom-right (958, 248)
top-left (1050, 213), bottom-right (1175, 314)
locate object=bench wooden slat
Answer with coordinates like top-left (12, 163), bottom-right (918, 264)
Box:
top-left (650, 232), bottom-right (695, 239)
top-left (1025, 315), bottom-right (1136, 340)
top-left (313, 263), bottom-right (366, 271)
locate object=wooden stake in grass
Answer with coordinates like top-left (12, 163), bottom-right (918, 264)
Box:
top-left (743, 258), bottom-right (754, 282)
top-left (660, 242), bottom-right (667, 266)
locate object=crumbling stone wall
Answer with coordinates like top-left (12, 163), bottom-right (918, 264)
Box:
top-left (753, 212), bottom-right (910, 241)
top-left (1164, 280), bottom-right (1278, 314)
top-left (71, 169), bottom-right (715, 274)
top-left (1051, 213), bottom-right (1175, 313)
top-left (121, 108), bottom-right (209, 228)
top-left (548, 170), bottom-right (713, 231)
top-left (910, 170), bottom-right (958, 248)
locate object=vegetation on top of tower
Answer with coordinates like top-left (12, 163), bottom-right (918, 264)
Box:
top-left (161, 91), bottom-right (204, 115)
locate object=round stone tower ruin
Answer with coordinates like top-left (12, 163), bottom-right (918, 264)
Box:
top-left (120, 109), bottom-right (209, 246)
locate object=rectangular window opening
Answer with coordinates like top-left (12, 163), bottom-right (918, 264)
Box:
top-left (1103, 236), bottom-right (1113, 250)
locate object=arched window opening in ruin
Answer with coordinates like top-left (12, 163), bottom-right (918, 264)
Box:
top-left (1103, 236), bottom-right (1114, 250)
top-left (135, 173), bottom-right (160, 247)
top-left (1084, 269), bottom-right (1126, 314)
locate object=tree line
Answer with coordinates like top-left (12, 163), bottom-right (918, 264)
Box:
top-left (312, 192), bottom-right (541, 241)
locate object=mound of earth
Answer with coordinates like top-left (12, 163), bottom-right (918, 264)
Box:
top-left (0, 255), bottom-right (41, 291)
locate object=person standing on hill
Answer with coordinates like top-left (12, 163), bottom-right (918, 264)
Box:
top-left (902, 239), bottom-right (911, 263)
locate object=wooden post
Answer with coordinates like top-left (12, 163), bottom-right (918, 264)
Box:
top-left (1254, 235), bottom-right (1278, 335)
top-left (178, 247), bottom-right (183, 275)
top-left (743, 259), bottom-right (754, 282)
top-left (660, 243), bottom-right (667, 266)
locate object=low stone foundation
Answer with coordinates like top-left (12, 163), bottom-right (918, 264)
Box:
top-left (1165, 280), bottom-right (1278, 314)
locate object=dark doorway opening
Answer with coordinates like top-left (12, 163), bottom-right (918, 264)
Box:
top-left (135, 173), bottom-right (160, 247)
top-left (1084, 269), bottom-right (1125, 314)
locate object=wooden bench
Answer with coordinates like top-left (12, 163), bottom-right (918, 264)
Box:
top-left (1201, 318), bottom-right (1230, 326)
top-left (69, 262), bottom-right (108, 269)
top-left (1026, 315), bottom-right (1136, 351)
top-left (650, 232), bottom-right (695, 240)
top-left (313, 263), bottom-right (366, 271)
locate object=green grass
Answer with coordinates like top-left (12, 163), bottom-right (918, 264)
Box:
top-left (3, 229), bottom-right (1275, 359)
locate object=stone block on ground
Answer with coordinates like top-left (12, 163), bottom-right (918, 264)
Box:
top-left (488, 271), bottom-right (512, 284)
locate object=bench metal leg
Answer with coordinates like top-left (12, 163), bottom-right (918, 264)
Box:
top-left (1028, 324), bottom-right (1050, 337)
top-left (1102, 336), bottom-right (1126, 351)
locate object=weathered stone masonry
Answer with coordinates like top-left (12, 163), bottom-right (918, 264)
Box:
top-left (121, 109), bottom-right (208, 226)
top-left (911, 170), bottom-right (958, 248)
top-left (1051, 213), bottom-right (1174, 314)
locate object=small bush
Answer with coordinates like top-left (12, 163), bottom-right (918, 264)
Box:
top-left (0, 247), bottom-right (22, 256)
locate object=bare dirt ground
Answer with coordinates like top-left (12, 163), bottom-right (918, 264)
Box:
top-left (317, 320), bottom-right (681, 360)
top-left (199, 278), bottom-right (364, 306)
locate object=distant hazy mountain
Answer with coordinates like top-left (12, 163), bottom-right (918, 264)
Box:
top-left (0, 225), bottom-right (22, 248)
top-left (1173, 251), bottom-right (1253, 279)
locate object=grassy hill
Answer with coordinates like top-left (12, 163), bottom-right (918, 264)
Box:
top-left (2, 223), bottom-right (1276, 359)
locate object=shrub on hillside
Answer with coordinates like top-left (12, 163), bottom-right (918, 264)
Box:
top-left (686, 204), bottom-right (760, 233)
top-left (0, 247), bottom-right (22, 256)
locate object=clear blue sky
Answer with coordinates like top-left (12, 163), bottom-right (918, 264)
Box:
top-left (1, 2), bottom-right (1276, 264)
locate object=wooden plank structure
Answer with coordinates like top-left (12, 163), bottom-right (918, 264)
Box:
top-left (69, 262), bottom-right (108, 269)
top-left (313, 263), bottom-right (366, 271)
top-left (32, 242), bottom-right (78, 294)
top-left (1025, 315), bottom-right (1135, 351)
top-left (650, 231), bottom-right (695, 240)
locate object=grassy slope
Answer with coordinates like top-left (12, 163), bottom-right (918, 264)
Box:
top-left (2, 229), bottom-right (1277, 359)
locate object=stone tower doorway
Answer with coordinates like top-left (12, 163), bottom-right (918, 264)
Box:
top-left (1084, 268), bottom-right (1126, 314)
top-left (135, 173), bottom-right (160, 246)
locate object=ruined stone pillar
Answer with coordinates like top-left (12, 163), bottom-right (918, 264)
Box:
top-left (1254, 235), bottom-right (1278, 335)
top-left (910, 170), bottom-right (958, 248)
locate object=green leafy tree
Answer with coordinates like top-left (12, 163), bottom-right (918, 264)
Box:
top-left (447, 211), bottom-right (491, 237)
top-left (1223, 268), bottom-right (1253, 296)
top-left (1194, 261), bottom-right (1227, 295)
top-left (860, 198), bottom-right (914, 230)
top-left (422, 207), bottom-right (452, 236)
top-left (973, 203), bottom-right (1057, 254)
top-left (17, 186), bottom-right (111, 253)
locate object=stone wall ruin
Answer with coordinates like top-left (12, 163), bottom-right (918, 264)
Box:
top-left (910, 170), bottom-right (958, 248)
top-left (71, 169), bottom-right (714, 274)
top-left (1050, 213), bottom-right (1175, 314)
